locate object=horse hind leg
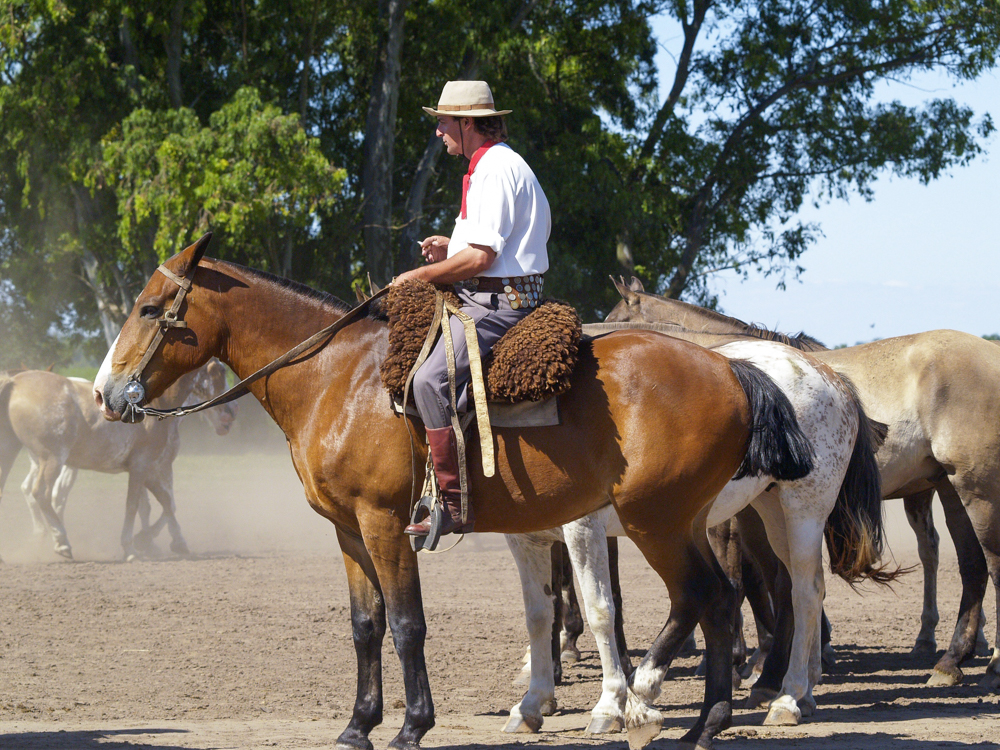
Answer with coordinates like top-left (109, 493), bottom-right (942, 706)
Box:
top-left (21, 456), bottom-right (48, 537)
top-left (145, 472), bottom-right (190, 557)
top-left (623, 525), bottom-right (733, 750)
top-left (557, 541), bottom-right (585, 664)
top-left (29, 457), bottom-right (73, 559)
top-left (927, 478), bottom-right (988, 687)
top-left (904, 489), bottom-right (940, 656)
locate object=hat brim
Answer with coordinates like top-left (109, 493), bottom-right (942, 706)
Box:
top-left (422, 106), bottom-right (512, 117)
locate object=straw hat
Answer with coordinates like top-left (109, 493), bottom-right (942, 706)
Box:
top-left (422, 80), bottom-right (512, 118)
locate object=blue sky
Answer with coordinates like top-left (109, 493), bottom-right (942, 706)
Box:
top-left (651, 16), bottom-right (1000, 348)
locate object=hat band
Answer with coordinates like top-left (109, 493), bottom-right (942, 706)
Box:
top-left (436, 103), bottom-right (495, 112)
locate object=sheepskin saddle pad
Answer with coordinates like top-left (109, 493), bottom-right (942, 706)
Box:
top-left (379, 279), bottom-right (582, 405)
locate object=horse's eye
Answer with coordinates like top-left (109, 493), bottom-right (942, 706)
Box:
top-left (140, 305), bottom-right (160, 319)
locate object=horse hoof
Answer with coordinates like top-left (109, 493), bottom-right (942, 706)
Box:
top-left (626, 720), bottom-right (661, 750)
top-left (695, 656), bottom-right (707, 677)
top-left (763, 696), bottom-right (801, 726)
top-left (821, 643), bottom-right (837, 670)
top-left (540, 697), bottom-right (557, 716)
top-left (980, 671), bottom-right (1000, 691)
top-left (561, 646), bottom-right (581, 664)
top-left (55, 545), bottom-right (73, 560)
top-left (170, 541), bottom-right (191, 556)
top-left (586, 714), bottom-right (623, 734)
top-left (799, 696), bottom-right (817, 717)
top-left (502, 710), bottom-right (542, 733)
top-left (910, 639), bottom-right (937, 657)
top-left (744, 687), bottom-right (778, 710)
top-left (927, 667), bottom-right (962, 687)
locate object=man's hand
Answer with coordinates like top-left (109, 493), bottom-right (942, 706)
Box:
top-left (420, 235), bottom-right (450, 264)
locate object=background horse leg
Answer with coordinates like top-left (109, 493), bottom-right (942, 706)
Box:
top-left (904, 489), bottom-right (940, 656)
top-left (563, 512), bottom-right (628, 734)
top-left (20, 455), bottom-right (48, 537)
top-left (944, 472), bottom-right (1000, 690)
top-left (608, 537), bottom-right (634, 676)
top-left (335, 527), bottom-right (389, 750)
top-left (28, 455), bottom-right (72, 559)
top-left (144, 470), bottom-right (190, 557)
top-left (549, 543), bottom-right (564, 686)
top-left (928, 479), bottom-right (988, 686)
top-left (504, 534), bottom-right (557, 733)
top-left (623, 526), bottom-right (732, 750)
top-left (738, 507), bottom-right (778, 686)
top-left (51, 465), bottom-right (77, 523)
top-left (557, 542), bottom-right (585, 664)
top-left (120, 472), bottom-right (148, 561)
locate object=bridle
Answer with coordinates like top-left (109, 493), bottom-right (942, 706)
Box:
top-left (119, 259), bottom-right (388, 423)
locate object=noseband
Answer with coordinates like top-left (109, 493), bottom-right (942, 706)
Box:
top-left (119, 260), bottom-right (388, 422)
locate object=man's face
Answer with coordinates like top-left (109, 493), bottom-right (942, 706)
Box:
top-left (436, 116), bottom-right (466, 156)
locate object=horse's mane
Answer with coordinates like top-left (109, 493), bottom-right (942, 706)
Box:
top-left (215, 260), bottom-right (357, 315)
top-left (742, 323), bottom-right (828, 352)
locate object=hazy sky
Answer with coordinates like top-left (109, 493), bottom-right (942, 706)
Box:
top-left (651, 16), bottom-right (1000, 348)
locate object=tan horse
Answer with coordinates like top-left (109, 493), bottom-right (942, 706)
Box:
top-left (0, 361), bottom-right (236, 560)
top-left (91, 235), bottom-right (814, 750)
top-left (607, 278), bottom-right (1000, 691)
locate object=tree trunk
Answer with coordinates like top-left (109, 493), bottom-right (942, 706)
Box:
top-left (165, 0), bottom-right (185, 108)
top-left (361, 0), bottom-right (408, 285)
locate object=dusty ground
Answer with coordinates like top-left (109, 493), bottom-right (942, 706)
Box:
top-left (1, 410), bottom-right (998, 749)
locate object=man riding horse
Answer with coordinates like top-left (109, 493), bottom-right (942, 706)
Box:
top-left (395, 80), bottom-right (551, 540)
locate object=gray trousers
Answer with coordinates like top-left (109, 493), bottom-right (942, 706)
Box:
top-left (412, 287), bottom-right (529, 429)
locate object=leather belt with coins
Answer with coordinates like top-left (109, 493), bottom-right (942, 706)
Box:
top-left (461, 274), bottom-right (544, 310)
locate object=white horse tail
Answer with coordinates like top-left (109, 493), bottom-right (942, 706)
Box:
top-left (727, 359), bottom-right (814, 482)
top-left (824, 376), bottom-right (900, 586)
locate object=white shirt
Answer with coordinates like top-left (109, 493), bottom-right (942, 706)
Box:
top-left (447, 143), bottom-right (550, 277)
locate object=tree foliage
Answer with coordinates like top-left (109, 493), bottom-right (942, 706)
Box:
top-left (0, 0), bottom-right (998, 367)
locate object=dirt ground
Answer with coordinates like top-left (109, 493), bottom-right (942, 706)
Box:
top-left (1, 409), bottom-right (998, 749)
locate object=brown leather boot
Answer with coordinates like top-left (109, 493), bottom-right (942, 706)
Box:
top-left (404, 425), bottom-right (475, 537)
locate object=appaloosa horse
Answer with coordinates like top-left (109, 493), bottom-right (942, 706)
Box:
top-left (505, 333), bottom-right (890, 732)
top-left (607, 278), bottom-right (1000, 690)
top-left (91, 234), bottom-right (814, 750)
top-left (0, 360), bottom-right (236, 560)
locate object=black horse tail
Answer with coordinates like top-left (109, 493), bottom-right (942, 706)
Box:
top-left (728, 359), bottom-right (814, 482)
top-left (0, 373), bottom-right (23, 497)
top-left (824, 376), bottom-right (902, 587)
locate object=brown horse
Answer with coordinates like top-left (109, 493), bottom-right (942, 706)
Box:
top-left (606, 278), bottom-right (1000, 691)
top-left (91, 235), bottom-right (814, 749)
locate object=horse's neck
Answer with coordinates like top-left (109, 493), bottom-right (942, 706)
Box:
top-left (642, 294), bottom-right (753, 334)
top-left (215, 274), bottom-right (381, 430)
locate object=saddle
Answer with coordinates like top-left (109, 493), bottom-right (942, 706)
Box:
top-left (379, 279), bottom-right (582, 407)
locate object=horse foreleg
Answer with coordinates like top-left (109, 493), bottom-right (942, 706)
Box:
top-left (904, 489), bottom-right (940, 655)
top-left (928, 479), bottom-right (988, 687)
top-left (503, 533), bottom-right (556, 733)
top-left (335, 527), bottom-right (389, 750)
top-left (357, 521), bottom-right (434, 749)
top-left (120, 472), bottom-right (147, 561)
top-left (563, 512), bottom-right (628, 734)
top-left (52, 466), bottom-right (76, 522)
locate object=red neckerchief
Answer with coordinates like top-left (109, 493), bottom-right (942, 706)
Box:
top-left (461, 140), bottom-right (496, 220)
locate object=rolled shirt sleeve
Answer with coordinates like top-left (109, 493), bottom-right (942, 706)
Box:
top-left (453, 171), bottom-right (513, 256)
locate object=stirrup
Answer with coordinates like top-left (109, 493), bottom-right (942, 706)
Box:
top-left (408, 495), bottom-right (443, 552)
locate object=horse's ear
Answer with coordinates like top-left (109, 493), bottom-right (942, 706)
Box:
top-left (610, 275), bottom-right (639, 305)
top-left (628, 276), bottom-right (645, 293)
top-left (177, 232), bottom-right (213, 276)
top-left (354, 286), bottom-right (370, 303)
top-left (367, 273), bottom-right (383, 296)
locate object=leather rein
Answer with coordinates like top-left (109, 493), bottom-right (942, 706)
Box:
top-left (121, 261), bottom-right (388, 422)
